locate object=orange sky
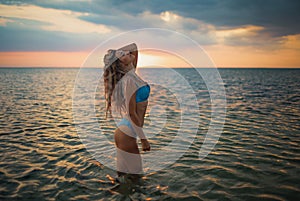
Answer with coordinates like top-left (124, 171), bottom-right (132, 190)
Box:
top-left (0, 45), bottom-right (299, 68)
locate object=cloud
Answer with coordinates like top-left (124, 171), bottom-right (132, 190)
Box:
top-left (0, 17), bottom-right (14, 26)
top-left (214, 25), bottom-right (278, 47)
top-left (160, 11), bottom-right (180, 22)
top-left (62, 0), bottom-right (299, 37)
top-left (281, 34), bottom-right (300, 50)
top-left (4, 0), bottom-right (299, 37)
top-left (0, 6), bottom-right (290, 52)
top-left (0, 26), bottom-right (107, 51)
top-left (0, 1), bottom-right (299, 54)
top-left (0, 4), bottom-right (111, 34)
top-left (123, 10), bottom-right (282, 49)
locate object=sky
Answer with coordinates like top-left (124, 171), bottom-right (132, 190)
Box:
top-left (0, 0), bottom-right (300, 68)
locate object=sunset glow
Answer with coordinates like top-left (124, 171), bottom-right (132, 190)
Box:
top-left (0, 2), bottom-right (299, 68)
top-left (0, 52), bottom-right (89, 67)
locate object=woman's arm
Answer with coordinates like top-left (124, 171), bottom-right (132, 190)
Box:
top-left (128, 90), bottom-right (145, 138)
top-left (128, 90), bottom-right (150, 151)
top-left (118, 43), bottom-right (138, 68)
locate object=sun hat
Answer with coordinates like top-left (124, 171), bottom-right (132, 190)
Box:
top-left (103, 49), bottom-right (128, 69)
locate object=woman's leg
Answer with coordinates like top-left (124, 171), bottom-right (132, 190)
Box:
top-left (114, 128), bottom-right (142, 175)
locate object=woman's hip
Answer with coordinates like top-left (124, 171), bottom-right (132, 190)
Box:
top-left (114, 127), bottom-right (139, 154)
top-left (116, 118), bottom-right (137, 138)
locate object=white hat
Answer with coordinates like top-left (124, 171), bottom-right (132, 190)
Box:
top-left (103, 49), bottom-right (128, 69)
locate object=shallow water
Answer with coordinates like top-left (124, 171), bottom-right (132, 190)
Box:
top-left (0, 68), bottom-right (299, 201)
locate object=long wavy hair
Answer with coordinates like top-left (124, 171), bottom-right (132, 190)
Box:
top-left (103, 59), bottom-right (126, 118)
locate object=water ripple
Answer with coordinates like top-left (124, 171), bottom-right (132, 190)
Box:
top-left (0, 68), bottom-right (299, 200)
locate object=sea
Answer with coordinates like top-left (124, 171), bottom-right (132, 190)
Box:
top-left (0, 68), bottom-right (299, 201)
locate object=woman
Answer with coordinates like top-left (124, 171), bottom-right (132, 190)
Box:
top-left (103, 43), bottom-right (151, 179)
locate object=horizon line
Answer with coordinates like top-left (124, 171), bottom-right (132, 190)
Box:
top-left (0, 66), bottom-right (299, 69)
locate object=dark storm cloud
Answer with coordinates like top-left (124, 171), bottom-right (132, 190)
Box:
top-left (14, 0), bottom-right (299, 36)
top-left (1, 0), bottom-right (299, 51)
top-left (115, 0), bottom-right (300, 37)
top-left (2, 0), bottom-right (299, 36)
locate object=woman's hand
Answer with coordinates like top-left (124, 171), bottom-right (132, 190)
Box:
top-left (141, 139), bottom-right (150, 152)
top-left (118, 43), bottom-right (137, 52)
top-left (118, 43), bottom-right (138, 68)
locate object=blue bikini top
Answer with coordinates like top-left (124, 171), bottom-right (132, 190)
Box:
top-left (136, 84), bottom-right (150, 103)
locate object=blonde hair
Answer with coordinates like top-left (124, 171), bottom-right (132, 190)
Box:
top-left (103, 59), bottom-right (126, 118)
